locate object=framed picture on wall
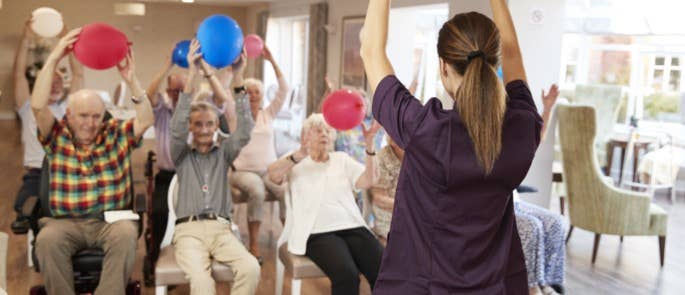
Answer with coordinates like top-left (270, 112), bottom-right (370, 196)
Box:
top-left (340, 16), bottom-right (367, 90)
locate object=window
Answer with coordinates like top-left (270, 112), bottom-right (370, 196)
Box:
top-left (386, 3), bottom-right (449, 105)
top-left (263, 15), bottom-right (310, 156)
top-left (263, 16), bottom-right (309, 110)
top-left (561, 0), bottom-right (685, 125)
top-left (643, 55), bottom-right (684, 121)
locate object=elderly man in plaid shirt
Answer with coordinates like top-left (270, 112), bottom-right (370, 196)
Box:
top-left (31, 29), bottom-right (154, 295)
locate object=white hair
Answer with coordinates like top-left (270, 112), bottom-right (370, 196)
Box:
top-left (302, 113), bottom-right (337, 148)
top-left (244, 78), bottom-right (264, 92)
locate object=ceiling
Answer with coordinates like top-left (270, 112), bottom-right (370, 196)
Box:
top-left (138, 0), bottom-right (274, 7)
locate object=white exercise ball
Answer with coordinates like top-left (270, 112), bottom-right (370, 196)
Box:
top-left (31, 7), bottom-right (64, 38)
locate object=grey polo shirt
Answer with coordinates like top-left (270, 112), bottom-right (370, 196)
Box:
top-left (170, 92), bottom-right (254, 219)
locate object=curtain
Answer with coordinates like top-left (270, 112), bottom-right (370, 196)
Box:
top-left (306, 2), bottom-right (328, 116)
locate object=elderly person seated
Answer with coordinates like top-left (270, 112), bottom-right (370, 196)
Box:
top-left (31, 29), bottom-right (153, 295)
top-left (169, 40), bottom-right (260, 295)
top-left (229, 45), bottom-right (288, 261)
top-left (268, 114), bottom-right (384, 295)
top-left (11, 18), bottom-right (84, 232)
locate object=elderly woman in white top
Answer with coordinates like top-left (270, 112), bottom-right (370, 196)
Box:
top-left (229, 45), bottom-right (288, 261)
top-left (268, 114), bottom-right (384, 295)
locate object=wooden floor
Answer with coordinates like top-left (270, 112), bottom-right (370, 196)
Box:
top-left (0, 118), bottom-right (682, 294)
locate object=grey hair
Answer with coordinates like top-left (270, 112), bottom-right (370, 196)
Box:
top-left (244, 78), bottom-right (264, 92)
top-left (302, 113), bottom-right (337, 143)
top-left (189, 101), bottom-right (219, 121)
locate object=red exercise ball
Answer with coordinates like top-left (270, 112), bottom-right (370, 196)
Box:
top-left (322, 89), bottom-right (366, 131)
top-left (73, 23), bottom-right (129, 70)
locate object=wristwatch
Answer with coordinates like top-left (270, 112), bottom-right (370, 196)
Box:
top-left (233, 86), bottom-right (246, 94)
top-left (131, 93), bottom-right (148, 104)
top-left (289, 154), bottom-right (300, 164)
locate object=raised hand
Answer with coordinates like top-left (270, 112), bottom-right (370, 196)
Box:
top-left (361, 120), bottom-right (382, 150)
top-left (23, 17), bottom-right (35, 39)
top-left (541, 84), bottom-right (560, 112)
top-left (116, 50), bottom-right (137, 84)
top-left (48, 28), bottom-right (81, 62)
top-left (262, 44), bottom-right (274, 62)
top-left (294, 129), bottom-right (310, 159)
top-left (186, 39), bottom-right (203, 75)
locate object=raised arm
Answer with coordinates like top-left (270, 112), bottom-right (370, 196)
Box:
top-left (268, 131), bottom-right (309, 185)
top-left (32, 28), bottom-right (81, 137)
top-left (218, 68), bottom-right (237, 133)
top-left (360, 0), bottom-right (395, 92)
top-left (117, 50), bottom-right (153, 138)
top-left (263, 45), bottom-right (289, 117)
top-left (490, 0), bottom-right (527, 84)
top-left (354, 121), bottom-right (381, 190)
top-left (540, 84), bottom-right (559, 140)
top-left (13, 18), bottom-right (33, 109)
top-left (170, 42), bottom-right (202, 164)
top-left (63, 27), bottom-right (85, 94)
top-left (223, 51), bottom-right (254, 162)
top-left (200, 59), bottom-right (237, 133)
top-left (145, 47), bottom-right (174, 106)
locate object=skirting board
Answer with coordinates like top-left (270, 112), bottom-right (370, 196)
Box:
top-left (0, 110), bottom-right (16, 120)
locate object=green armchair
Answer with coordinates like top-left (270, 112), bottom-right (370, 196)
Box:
top-left (557, 104), bottom-right (668, 266)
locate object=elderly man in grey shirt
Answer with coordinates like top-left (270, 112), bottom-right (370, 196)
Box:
top-left (170, 40), bottom-right (259, 295)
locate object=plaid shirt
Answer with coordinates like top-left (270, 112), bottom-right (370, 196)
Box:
top-left (39, 118), bottom-right (141, 217)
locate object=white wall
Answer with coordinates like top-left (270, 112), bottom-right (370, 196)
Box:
top-left (0, 0), bottom-right (247, 114)
top-left (509, 0), bottom-right (565, 208)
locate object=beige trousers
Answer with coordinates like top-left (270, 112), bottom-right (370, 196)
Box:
top-left (173, 219), bottom-right (261, 295)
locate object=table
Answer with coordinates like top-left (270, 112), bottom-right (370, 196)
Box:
top-left (605, 135), bottom-right (655, 185)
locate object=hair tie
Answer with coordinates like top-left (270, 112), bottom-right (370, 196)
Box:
top-left (467, 50), bottom-right (485, 62)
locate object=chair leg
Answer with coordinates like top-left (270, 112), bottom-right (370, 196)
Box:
top-left (659, 236), bottom-right (666, 267)
top-left (565, 226), bottom-right (574, 244)
top-left (291, 279), bottom-right (302, 295)
top-left (592, 233), bottom-right (602, 264)
top-left (559, 196), bottom-right (565, 216)
top-left (276, 257), bottom-right (284, 295)
top-left (155, 285), bottom-right (168, 295)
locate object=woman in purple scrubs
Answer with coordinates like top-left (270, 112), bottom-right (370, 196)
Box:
top-left (360, 0), bottom-right (542, 294)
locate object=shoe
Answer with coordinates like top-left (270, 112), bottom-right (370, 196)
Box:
top-left (541, 285), bottom-right (560, 295)
top-left (11, 215), bottom-right (30, 234)
top-left (550, 284), bottom-right (564, 294)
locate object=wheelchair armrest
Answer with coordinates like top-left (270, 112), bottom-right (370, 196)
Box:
top-left (134, 193), bottom-right (147, 214)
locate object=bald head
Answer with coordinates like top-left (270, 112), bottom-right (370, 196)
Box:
top-left (167, 73), bottom-right (187, 105)
top-left (168, 73), bottom-right (187, 87)
top-left (66, 89), bottom-right (106, 146)
top-left (67, 89), bottom-right (106, 113)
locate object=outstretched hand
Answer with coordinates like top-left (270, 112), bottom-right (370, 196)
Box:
top-left (541, 84), bottom-right (560, 112)
top-left (362, 120), bottom-right (382, 149)
top-left (48, 28), bottom-right (81, 62)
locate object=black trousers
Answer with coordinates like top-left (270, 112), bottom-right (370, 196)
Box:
top-left (305, 227), bottom-right (384, 295)
top-left (14, 169), bottom-right (42, 213)
top-left (150, 169), bottom-right (175, 264)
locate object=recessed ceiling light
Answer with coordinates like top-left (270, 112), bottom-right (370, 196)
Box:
top-left (182, 0), bottom-right (194, 3)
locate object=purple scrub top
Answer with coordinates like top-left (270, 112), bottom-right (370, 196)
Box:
top-left (372, 75), bottom-right (542, 294)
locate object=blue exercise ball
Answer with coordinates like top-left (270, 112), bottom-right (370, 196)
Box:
top-left (172, 40), bottom-right (191, 68)
top-left (196, 15), bottom-right (244, 69)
